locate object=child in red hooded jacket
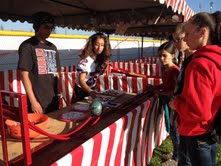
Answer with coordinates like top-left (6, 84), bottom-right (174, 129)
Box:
top-left (153, 41), bottom-right (180, 161)
top-left (170, 11), bottom-right (221, 166)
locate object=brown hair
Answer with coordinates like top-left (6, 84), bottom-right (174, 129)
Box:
top-left (174, 22), bottom-right (186, 34)
top-left (188, 11), bottom-right (221, 46)
top-left (158, 41), bottom-right (177, 65)
top-left (80, 33), bottom-right (112, 62)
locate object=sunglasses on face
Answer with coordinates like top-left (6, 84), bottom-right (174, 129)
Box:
top-left (174, 36), bottom-right (185, 43)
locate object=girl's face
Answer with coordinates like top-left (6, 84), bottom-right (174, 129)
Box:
top-left (93, 37), bottom-right (105, 55)
top-left (184, 22), bottom-right (203, 50)
top-left (159, 50), bottom-right (174, 66)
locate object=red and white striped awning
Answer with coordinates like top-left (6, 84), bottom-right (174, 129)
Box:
top-left (162, 0), bottom-right (195, 21)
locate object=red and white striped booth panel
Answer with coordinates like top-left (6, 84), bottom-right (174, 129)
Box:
top-left (129, 57), bottom-right (159, 64)
top-left (0, 70), bottom-right (162, 107)
top-left (61, 66), bottom-right (76, 72)
top-left (0, 70), bottom-right (76, 108)
top-left (0, 70), bottom-right (25, 107)
top-left (51, 97), bottom-right (168, 166)
top-left (59, 72), bottom-right (76, 108)
top-left (111, 57), bottom-right (159, 64)
top-left (97, 75), bottom-right (162, 94)
top-left (109, 62), bottom-right (161, 77)
top-left (139, 57), bottom-right (159, 63)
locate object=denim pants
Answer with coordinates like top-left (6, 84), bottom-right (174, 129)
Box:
top-left (179, 133), bottom-right (218, 166)
top-left (178, 135), bottom-right (191, 166)
top-left (170, 113), bottom-right (180, 161)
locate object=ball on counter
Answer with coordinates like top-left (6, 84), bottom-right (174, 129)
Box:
top-left (89, 101), bottom-right (103, 116)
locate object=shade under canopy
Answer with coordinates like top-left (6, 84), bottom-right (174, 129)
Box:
top-left (0, 0), bottom-right (195, 38)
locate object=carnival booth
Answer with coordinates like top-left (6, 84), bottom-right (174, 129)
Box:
top-left (0, 0), bottom-right (195, 165)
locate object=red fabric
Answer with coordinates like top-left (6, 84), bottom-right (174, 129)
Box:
top-left (161, 65), bottom-right (180, 94)
top-left (174, 45), bottom-right (221, 136)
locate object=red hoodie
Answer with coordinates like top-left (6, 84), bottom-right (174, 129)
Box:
top-left (174, 45), bottom-right (221, 136)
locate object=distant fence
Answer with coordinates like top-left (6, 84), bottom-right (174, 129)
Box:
top-left (0, 31), bottom-right (164, 71)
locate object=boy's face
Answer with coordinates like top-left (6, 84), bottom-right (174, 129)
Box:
top-left (36, 23), bottom-right (54, 39)
top-left (173, 31), bottom-right (189, 51)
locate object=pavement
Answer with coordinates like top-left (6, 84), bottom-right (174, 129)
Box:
top-left (162, 159), bottom-right (178, 166)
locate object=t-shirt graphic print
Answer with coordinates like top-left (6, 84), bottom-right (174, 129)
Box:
top-left (36, 48), bottom-right (58, 74)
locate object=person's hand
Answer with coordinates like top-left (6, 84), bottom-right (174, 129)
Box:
top-left (169, 101), bottom-right (176, 110)
top-left (31, 101), bottom-right (43, 114)
top-left (89, 90), bottom-right (99, 99)
top-left (144, 84), bottom-right (155, 95)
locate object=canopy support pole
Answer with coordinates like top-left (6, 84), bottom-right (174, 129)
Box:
top-left (141, 36), bottom-right (144, 58)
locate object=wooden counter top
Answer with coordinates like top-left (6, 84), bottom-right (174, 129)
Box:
top-left (0, 92), bottom-right (150, 165)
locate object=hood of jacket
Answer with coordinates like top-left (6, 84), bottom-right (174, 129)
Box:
top-left (194, 45), bottom-right (221, 70)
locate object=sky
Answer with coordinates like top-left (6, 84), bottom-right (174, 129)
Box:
top-left (186, 0), bottom-right (220, 13)
top-left (0, 0), bottom-right (220, 35)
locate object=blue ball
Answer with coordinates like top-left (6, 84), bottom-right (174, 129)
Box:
top-left (89, 101), bottom-right (103, 116)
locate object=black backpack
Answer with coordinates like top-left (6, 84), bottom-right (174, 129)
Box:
top-left (211, 107), bottom-right (221, 144)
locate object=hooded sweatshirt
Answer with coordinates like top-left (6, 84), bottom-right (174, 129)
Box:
top-left (173, 45), bottom-right (221, 136)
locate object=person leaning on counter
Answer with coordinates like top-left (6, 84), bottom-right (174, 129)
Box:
top-left (71, 32), bottom-right (112, 104)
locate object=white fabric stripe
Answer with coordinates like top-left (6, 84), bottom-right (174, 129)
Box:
top-left (109, 119), bottom-right (124, 166)
top-left (125, 62), bottom-right (128, 71)
top-left (81, 138), bottom-right (94, 166)
top-left (97, 128), bottom-right (110, 166)
top-left (118, 77), bottom-right (123, 91)
top-left (154, 103), bottom-right (163, 146)
top-left (12, 70), bottom-right (17, 92)
top-left (120, 112), bottom-right (133, 166)
top-left (127, 106), bottom-right (141, 165)
top-left (55, 153), bottom-right (72, 166)
top-left (130, 63), bottom-right (133, 72)
top-left (120, 62), bottom-right (123, 69)
top-left (61, 72), bottom-right (67, 107)
top-left (148, 78), bottom-right (153, 85)
top-left (99, 75), bottom-right (105, 91)
top-left (161, 112), bottom-right (168, 145)
top-left (108, 75), bottom-right (114, 90)
top-left (67, 72), bottom-right (73, 102)
top-left (136, 63), bottom-right (139, 73)
top-left (147, 64), bottom-right (150, 76)
top-left (141, 97), bottom-right (155, 165)
top-left (147, 98), bottom-right (158, 163)
top-left (141, 63), bottom-right (145, 74)
top-left (167, 0), bottom-right (171, 8)
top-left (153, 64), bottom-right (157, 76)
top-left (174, 0), bottom-right (180, 12)
top-left (137, 77), bottom-right (143, 94)
top-left (136, 102), bottom-right (147, 166)
top-left (127, 77), bottom-right (132, 93)
top-left (12, 70), bottom-right (18, 107)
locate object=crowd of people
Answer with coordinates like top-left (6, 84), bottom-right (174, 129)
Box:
top-left (153, 11), bottom-right (221, 166)
top-left (17, 10), bottom-right (221, 166)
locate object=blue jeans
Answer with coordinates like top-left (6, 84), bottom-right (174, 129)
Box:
top-left (178, 135), bottom-right (191, 166)
top-left (170, 113), bottom-right (180, 161)
top-left (180, 133), bottom-right (218, 166)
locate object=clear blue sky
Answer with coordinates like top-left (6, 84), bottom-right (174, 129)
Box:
top-left (0, 0), bottom-right (220, 35)
top-left (186, 0), bottom-right (220, 13)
